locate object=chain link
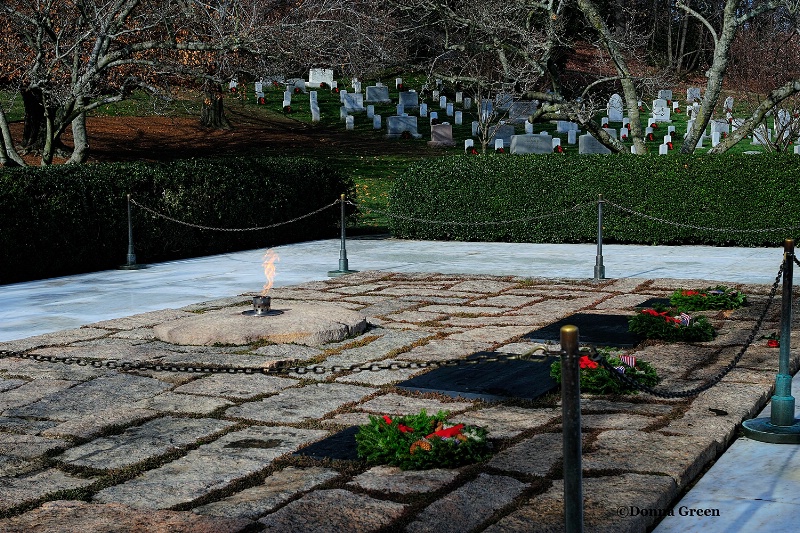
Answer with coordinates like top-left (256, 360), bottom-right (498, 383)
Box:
top-left (604, 199), bottom-right (800, 233)
top-left (346, 199), bottom-right (596, 226)
top-left (591, 261), bottom-right (785, 398)
top-left (0, 347), bottom-right (558, 376)
top-left (129, 197), bottom-right (340, 232)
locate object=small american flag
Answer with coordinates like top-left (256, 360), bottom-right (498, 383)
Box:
top-left (679, 312), bottom-right (692, 326)
top-left (614, 366), bottom-right (626, 374)
top-left (620, 354), bottom-right (636, 368)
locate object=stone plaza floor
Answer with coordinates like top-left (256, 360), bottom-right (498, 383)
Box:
top-left (0, 238), bottom-right (798, 532)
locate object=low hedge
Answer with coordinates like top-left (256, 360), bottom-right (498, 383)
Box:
top-left (388, 154), bottom-right (800, 246)
top-left (0, 156), bottom-right (353, 284)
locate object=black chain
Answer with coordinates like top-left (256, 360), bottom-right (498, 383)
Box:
top-left (0, 348), bottom-right (557, 376)
top-left (591, 261), bottom-right (784, 398)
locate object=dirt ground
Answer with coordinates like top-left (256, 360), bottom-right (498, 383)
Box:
top-left (9, 106), bottom-right (433, 166)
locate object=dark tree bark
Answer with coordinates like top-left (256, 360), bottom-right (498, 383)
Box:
top-left (200, 81), bottom-right (231, 129)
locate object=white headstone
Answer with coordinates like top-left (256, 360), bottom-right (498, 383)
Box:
top-left (346, 115), bottom-right (354, 130)
top-left (578, 134), bottom-right (612, 154)
top-left (366, 105), bottom-right (375, 119)
top-left (687, 87), bottom-right (702, 102)
top-left (631, 145), bottom-right (637, 154)
top-left (255, 81), bottom-right (263, 94)
top-left (672, 101), bottom-right (680, 111)
top-left (668, 126), bottom-right (676, 134)
top-left (795, 145), bottom-right (800, 155)
top-left (607, 93), bottom-right (624, 122)
top-left (664, 134), bottom-right (672, 144)
top-left (365, 86), bottom-right (391, 104)
top-left (659, 144), bottom-right (669, 155)
top-left (396, 78), bottom-right (403, 88)
top-left (652, 98), bottom-right (668, 109)
top-left (472, 121), bottom-right (479, 136)
top-left (439, 95), bottom-right (447, 109)
top-left (446, 103), bottom-right (454, 116)
top-left (340, 106), bottom-right (348, 120)
top-left (711, 131), bottom-right (720, 146)
top-left (398, 91), bottom-right (419, 109)
top-left (525, 121), bottom-right (534, 134)
top-left (339, 89), bottom-right (347, 103)
top-left (696, 134), bottom-right (705, 148)
top-left (495, 138), bottom-right (504, 151)
top-left (645, 126), bottom-right (653, 135)
top-left (509, 134), bottom-right (553, 154)
top-left (284, 90), bottom-right (292, 103)
top-left (229, 79), bottom-right (238, 91)
top-left (567, 129), bottom-right (577, 144)
top-left (386, 115), bottom-right (421, 138)
top-left (420, 103), bottom-right (428, 117)
top-left (463, 97), bottom-right (472, 110)
top-left (293, 79), bottom-right (306, 93)
top-left (432, 90), bottom-right (440, 100)
top-left (373, 114), bottom-right (381, 129)
top-left (552, 137), bottom-right (561, 148)
top-left (465, 139), bottom-right (474, 151)
top-left (308, 68), bottom-right (334, 88)
top-left (353, 81), bottom-right (361, 93)
top-left (454, 111), bottom-right (462, 125)
top-left (620, 127), bottom-right (629, 139)
top-left (653, 106), bottom-right (671, 122)
top-left (601, 117), bottom-right (610, 127)
top-left (455, 92), bottom-right (463, 104)
top-left (396, 104), bottom-right (405, 116)
top-left (343, 92), bottom-right (364, 112)
top-left (658, 89), bottom-right (673, 100)
top-left (429, 123), bottom-right (455, 147)
top-left (429, 111), bottom-right (438, 121)
top-left (724, 96), bottom-right (734, 112)
top-left (710, 119), bottom-right (729, 135)
top-left (622, 118), bottom-right (630, 129)
top-left (557, 121), bottom-right (579, 133)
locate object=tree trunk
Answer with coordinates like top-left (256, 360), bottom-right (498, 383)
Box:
top-left (0, 108), bottom-right (26, 166)
top-left (67, 98), bottom-right (89, 164)
top-left (200, 82), bottom-right (231, 129)
top-left (21, 88), bottom-right (47, 153)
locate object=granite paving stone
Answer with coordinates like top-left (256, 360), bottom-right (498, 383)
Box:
top-left (485, 473), bottom-right (677, 533)
top-left (487, 432), bottom-right (563, 476)
top-left (322, 329), bottom-right (435, 367)
top-left (358, 392), bottom-right (473, 416)
top-left (7, 373), bottom-right (170, 421)
top-left (132, 391), bottom-right (235, 415)
top-left (471, 294), bottom-right (545, 307)
top-left (447, 280), bottom-right (520, 293)
top-left (58, 417), bottom-right (236, 470)
top-left (252, 343), bottom-right (323, 360)
top-left (0, 416), bottom-right (58, 435)
top-left (1, 469), bottom-right (96, 512)
top-left (445, 325), bottom-right (534, 344)
top-left (397, 339), bottom-right (493, 361)
top-left (258, 489), bottom-right (406, 532)
top-left (416, 304), bottom-right (511, 315)
top-left (580, 413), bottom-right (660, 430)
top-left (383, 310), bottom-right (449, 323)
top-left (584, 430), bottom-right (717, 488)
top-left (0, 379), bottom-right (78, 411)
top-left (93, 426), bottom-right (328, 509)
top-left (0, 357), bottom-right (107, 380)
top-left (86, 309), bottom-right (195, 331)
top-left (0, 500), bottom-right (253, 533)
top-left (335, 362), bottom-right (427, 386)
top-left (451, 406), bottom-right (560, 439)
top-left (0, 378), bottom-right (26, 392)
top-left (225, 383), bottom-right (375, 423)
top-left (405, 473), bottom-right (529, 533)
top-left (172, 374), bottom-right (298, 399)
top-left (347, 465), bottom-right (460, 494)
top-left (40, 408), bottom-right (157, 439)
top-left (0, 433), bottom-right (69, 461)
top-left (192, 466), bottom-right (339, 519)
top-left (0, 327), bottom-right (110, 353)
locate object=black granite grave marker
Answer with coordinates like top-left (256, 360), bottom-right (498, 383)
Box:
top-left (523, 313), bottom-right (643, 348)
top-left (395, 351), bottom-right (558, 401)
top-left (635, 297), bottom-right (671, 308)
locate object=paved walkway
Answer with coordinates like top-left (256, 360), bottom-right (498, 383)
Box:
top-left (0, 238), bottom-right (797, 532)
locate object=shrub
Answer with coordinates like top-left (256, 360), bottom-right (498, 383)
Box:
top-left (388, 154), bottom-right (800, 246)
top-left (549, 348), bottom-right (659, 395)
top-left (669, 286), bottom-right (747, 311)
top-left (0, 156), bottom-right (353, 284)
top-left (628, 307), bottom-right (716, 342)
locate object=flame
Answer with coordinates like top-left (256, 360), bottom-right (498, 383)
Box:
top-left (261, 249), bottom-right (279, 296)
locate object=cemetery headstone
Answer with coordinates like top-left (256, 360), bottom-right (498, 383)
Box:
top-left (340, 106), bottom-right (348, 120)
top-left (508, 101), bottom-right (538, 124)
top-left (687, 87), bottom-right (702, 102)
top-left (439, 95), bottom-right (447, 109)
top-left (366, 105), bottom-right (375, 119)
top-left (658, 89), bottom-right (673, 100)
top-left (607, 93), bottom-right (624, 122)
top-left (455, 91), bottom-right (463, 104)
top-left (752, 124), bottom-right (771, 145)
top-left (724, 95), bottom-right (734, 112)
top-left (775, 109), bottom-right (791, 138)
top-left (293, 79), bottom-right (306, 93)
top-left (652, 105), bottom-right (671, 122)
top-left (711, 131), bottom-right (720, 146)
top-left (567, 129), bottom-right (577, 144)
top-left (429, 111), bottom-right (438, 121)
top-left (490, 124), bottom-right (516, 148)
top-left (495, 93), bottom-right (514, 111)
top-left (398, 91), bottom-right (419, 109)
top-left (480, 99), bottom-right (493, 120)
top-left (346, 115), bottom-right (354, 130)
top-left (472, 121), bottom-right (479, 136)
top-left (557, 121), bottom-right (579, 133)
top-left (343, 92), bottom-right (365, 112)
top-left (620, 127), bottom-right (629, 139)
top-left (310, 92), bottom-right (320, 122)
top-left (373, 114), bottom-right (381, 129)
top-left (463, 97), bottom-right (472, 109)
top-left (446, 103), bottom-right (454, 116)
top-left (578, 134), bottom-right (612, 154)
top-left (454, 111), bottom-right (462, 125)
top-left (494, 138), bottom-right (504, 150)
top-left (710, 119), bottom-right (729, 135)
top-left (659, 144), bottom-right (668, 155)
top-left (465, 138), bottom-right (474, 151)
top-left (510, 134), bottom-right (553, 154)
top-left (525, 121), bottom-right (534, 134)
top-left (386, 115), bottom-right (422, 138)
top-left (308, 68), bottom-right (334, 88)
top-left (667, 125), bottom-right (675, 134)
top-left (352, 80), bottom-right (361, 93)
top-left (365, 85), bottom-right (391, 104)
top-left (429, 123), bottom-right (456, 147)
top-left (397, 104), bottom-right (405, 116)
top-left (396, 78), bottom-right (403, 88)
top-left (420, 103), bottom-right (428, 117)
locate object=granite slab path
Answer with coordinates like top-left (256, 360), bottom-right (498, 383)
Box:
top-left (0, 271), bottom-right (796, 532)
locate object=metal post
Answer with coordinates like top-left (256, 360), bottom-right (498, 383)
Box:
top-left (328, 194), bottom-right (358, 277)
top-left (742, 239), bottom-right (800, 443)
top-left (561, 324), bottom-right (584, 533)
top-left (594, 194), bottom-right (605, 280)
top-left (119, 194), bottom-right (145, 270)
top-left (771, 238), bottom-right (795, 426)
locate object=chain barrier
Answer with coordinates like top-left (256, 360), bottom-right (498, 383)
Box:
top-left (591, 261), bottom-right (785, 398)
top-left (0, 346), bottom-right (567, 376)
top-left (345, 199), bottom-right (596, 226)
top-left (794, 255), bottom-right (800, 268)
top-left (129, 197), bottom-right (340, 232)
top-left (604, 199), bottom-right (800, 234)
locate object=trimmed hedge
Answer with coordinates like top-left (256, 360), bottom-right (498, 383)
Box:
top-left (388, 154), bottom-right (800, 246)
top-left (0, 156), bottom-right (353, 284)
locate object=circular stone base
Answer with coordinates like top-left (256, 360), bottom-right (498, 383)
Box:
top-left (742, 417), bottom-right (800, 444)
top-left (154, 301), bottom-right (367, 346)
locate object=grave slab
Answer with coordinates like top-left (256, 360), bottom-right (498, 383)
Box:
top-left (396, 351), bottom-right (558, 401)
top-left (523, 313), bottom-right (643, 347)
top-left (293, 426), bottom-right (360, 461)
top-left (348, 465), bottom-right (459, 494)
